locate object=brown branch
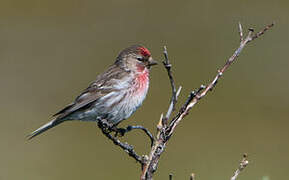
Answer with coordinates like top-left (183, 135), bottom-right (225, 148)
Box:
top-left (251, 22), bottom-right (274, 41)
top-left (169, 173), bottom-right (173, 180)
top-left (97, 121), bottom-right (144, 165)
top-left (167, 22), bottom-right (274, 138)
top-left (230, 154), bottom-right (249, 180)
top-left (140, 22), bottom-right (274, 180)
top-left (162, 46), bottom-right (182, 126)
top-left (190, 173), bottom-right (195, 180)
top-left (238, 22), bottom-right (244, 42)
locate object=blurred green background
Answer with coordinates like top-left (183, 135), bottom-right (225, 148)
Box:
top-left (0, 0), bottom-right (288, 179)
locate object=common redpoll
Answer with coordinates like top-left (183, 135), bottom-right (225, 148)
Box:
top-left (28, 44), bottom-right (157, 139)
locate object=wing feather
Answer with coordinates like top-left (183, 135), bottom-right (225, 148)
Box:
top-left (53, 64), bottom-right (130, 119)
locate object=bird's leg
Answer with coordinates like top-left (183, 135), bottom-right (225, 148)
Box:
top-left (114, 125), bottom-right (155, 147)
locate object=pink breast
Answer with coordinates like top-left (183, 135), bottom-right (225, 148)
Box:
top-left (135, 69), bottom-right (149, 94)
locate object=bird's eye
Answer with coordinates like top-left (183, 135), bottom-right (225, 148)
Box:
top-left (137, 57), bottom-right (144, 61)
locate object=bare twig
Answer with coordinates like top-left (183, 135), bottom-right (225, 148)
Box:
top-left (190, 173), bottom-right (195, 180)
top-left (140, 22), bottom-right (274, 180)
top-left (162, 46), bottom-right (182, 126)
top-left (166, 22), bottom-right (274, 138)
top-left (169, 173), bottom-right (173, 180)
top-left (251, 22), bottom-right (274, 41)
top-left (238, 22), bottom-right (243, 42)
top-left (230, 154), bottom-right (249, 180)
top-left (115, 125), bottom-right (155, 147)
top-left (97, 121), bottom-right (144, 165)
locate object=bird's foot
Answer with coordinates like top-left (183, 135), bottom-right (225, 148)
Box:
top-left (97, 120), bottom-right (113, 134)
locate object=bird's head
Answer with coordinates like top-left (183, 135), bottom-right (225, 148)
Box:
top-left (115, 44), bottom-right (157, 72)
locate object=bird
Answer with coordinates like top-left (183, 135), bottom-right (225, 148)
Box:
top-left (28, 44), bottom-right (157, 140)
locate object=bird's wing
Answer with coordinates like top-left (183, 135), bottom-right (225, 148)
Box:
top-left (52, 89), bottom-right (107, 119)
top-left (53, 64), bottom-right (131, 119)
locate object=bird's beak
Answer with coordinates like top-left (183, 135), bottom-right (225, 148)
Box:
top-left (148, 58), bottom-right (158, 66)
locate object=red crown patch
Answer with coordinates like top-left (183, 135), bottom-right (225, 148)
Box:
top-left (138, 47), bottom-right (151, 57)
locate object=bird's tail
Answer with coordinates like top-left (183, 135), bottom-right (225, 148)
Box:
top-left (27, 118), bottom-right (64, 140)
